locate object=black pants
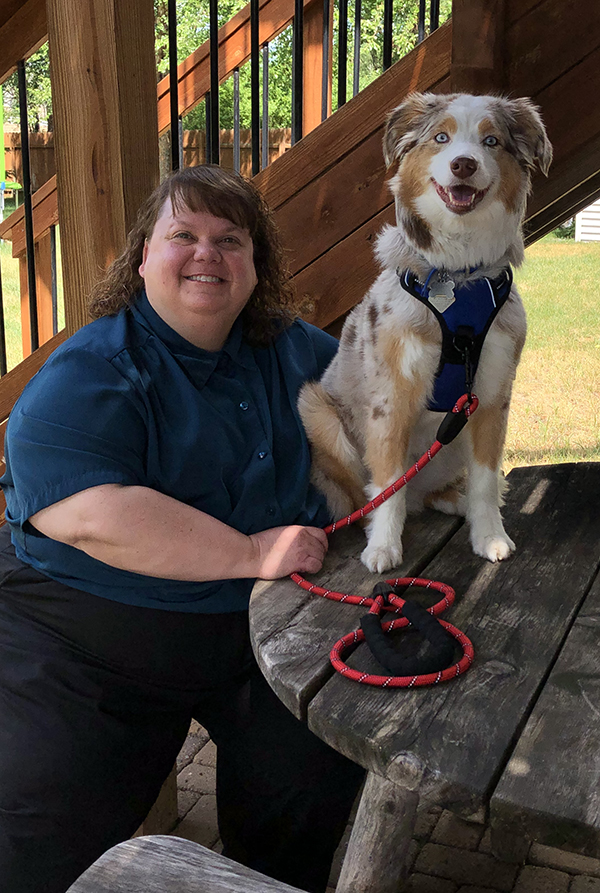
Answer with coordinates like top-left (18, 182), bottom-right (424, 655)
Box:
top-left (0, 530), bottom-right (364, 893)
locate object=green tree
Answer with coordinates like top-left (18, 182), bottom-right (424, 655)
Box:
top-left (3, 43), bottom-right (53, 130)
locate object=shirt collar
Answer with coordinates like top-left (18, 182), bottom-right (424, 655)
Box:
top-left (130, 291), bottom-right (256, 386)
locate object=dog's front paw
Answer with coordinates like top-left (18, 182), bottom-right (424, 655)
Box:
top-left (472, 533), bottom-right (516, 562)
top-left (361, 541), bottom-right (403, 574)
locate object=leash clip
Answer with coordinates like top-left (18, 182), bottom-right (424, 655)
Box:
top-left (435, 392), bottom-right (478, 445)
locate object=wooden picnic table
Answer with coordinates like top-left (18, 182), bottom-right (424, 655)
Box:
top-left (249, 462), bottom-right (600, 893)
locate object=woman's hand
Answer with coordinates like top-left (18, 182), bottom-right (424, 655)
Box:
top-left (248, 525), bottom-right (329, 579)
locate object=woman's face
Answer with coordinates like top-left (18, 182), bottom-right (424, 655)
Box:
top-left (139, 201), bottom-right (258, 351)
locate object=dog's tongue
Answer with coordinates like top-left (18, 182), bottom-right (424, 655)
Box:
top-left (449, 185), bottom-right (477, 203)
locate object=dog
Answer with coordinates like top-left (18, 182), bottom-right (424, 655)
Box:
top-left (298, 92), bottom-right (552, 573)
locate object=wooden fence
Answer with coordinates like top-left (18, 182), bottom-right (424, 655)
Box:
top-left (5, 129), bottom-right (292, 196)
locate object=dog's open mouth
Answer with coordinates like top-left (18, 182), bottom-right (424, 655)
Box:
top-left (432, 179), bottom-right (489, 215)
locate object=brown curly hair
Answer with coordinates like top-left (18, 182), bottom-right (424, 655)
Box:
top-left (88, 165), bottom-right (300, 346)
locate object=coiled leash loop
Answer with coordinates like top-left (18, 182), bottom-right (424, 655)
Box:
top-left (290, 394), bottom-right (477, 688)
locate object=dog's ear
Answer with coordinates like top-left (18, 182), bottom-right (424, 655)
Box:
top-left (501, 98), bottom-right (553, 176)
top-left (383, 93), bottom-right (448, 168)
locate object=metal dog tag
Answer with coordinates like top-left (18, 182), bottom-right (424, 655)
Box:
top-left (428, 274), bottom-right (456, 313)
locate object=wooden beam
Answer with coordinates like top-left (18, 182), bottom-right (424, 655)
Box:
top-left (450, 0), bottom-right (506, 93)
top-left (302, 0), bottom-right (332, 136)
top-left (0, 0), bottom-right (47, 85)
top-left (46, 0), bottom-right (159, 335)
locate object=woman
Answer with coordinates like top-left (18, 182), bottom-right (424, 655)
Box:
top-left (0, 165), bottom-right (364, 893)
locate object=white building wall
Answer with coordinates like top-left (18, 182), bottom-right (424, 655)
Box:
top-left (575, 198), bottom-right (600, 241)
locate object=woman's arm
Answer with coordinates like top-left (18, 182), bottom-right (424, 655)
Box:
top-left (29, 484), bottom-right (328, 581)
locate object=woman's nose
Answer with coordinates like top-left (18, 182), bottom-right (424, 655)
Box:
top-left (193, 238), bottom-right (221, 262)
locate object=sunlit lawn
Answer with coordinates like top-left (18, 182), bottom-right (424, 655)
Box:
top-left (0, 232), bottom-right (598, 470)
top-left (506, 236), bottom-right (600, 470)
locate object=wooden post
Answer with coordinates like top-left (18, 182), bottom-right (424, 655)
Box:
top-left (450, 0), bottom-right (506, 94)
top-left (19, 230), bottom-right (55, 357)
top-left (303, 0), bottom-right (333, 136)
top-left (46, 0), bottom-right (159, 335)
top-left (335, 769), bottom-right (420, 893)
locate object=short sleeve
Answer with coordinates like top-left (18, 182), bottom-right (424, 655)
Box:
top-left (2, 346), bottom-right (149, 528)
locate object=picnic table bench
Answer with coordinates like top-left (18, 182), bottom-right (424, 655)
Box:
top-left (250, 462), bottom-right (600, 892)
top-left (66, 836), bottom-right (304, 892)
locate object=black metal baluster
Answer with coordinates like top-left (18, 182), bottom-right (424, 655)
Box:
top-left (208, 0), bottom-right (220, 164)
top-left (262, 44), bottom-right (269, 169)
top-left (321, 0), bottom-right (330, 121)
top-left (291, 0), bottom-right (303, 144)
top-left (233, 68), bottom-right (241, 173)
top-left (352, 0), bottom-right (362, 97)
top-left (418, 0), bottom-right (426, 42)
top-left (167, 0), bottom-right (180, 171)
top-left (50, 223), bottom-right (58, 335)
top-left (430, 0), bottom-right (440, 32)
top-left (17, 59), bottom-right (38, 353)
top-left (251, 0), bottom-right (260, 175)
top-left (383, 0), bottom-right (393, 70)
top-left (338, 0), bottom-right (348, 108)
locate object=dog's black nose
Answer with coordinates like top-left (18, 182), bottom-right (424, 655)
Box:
top-left (450, 156), bottom-right (478, 179)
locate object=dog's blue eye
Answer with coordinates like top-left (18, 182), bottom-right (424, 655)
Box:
top-left (434, 132), bottom-right (450, 144)
top-left (484, 135), bottom-right (499, 147)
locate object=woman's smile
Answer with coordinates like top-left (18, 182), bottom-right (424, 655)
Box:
top-left (139, 203), bottom-right (258, 351)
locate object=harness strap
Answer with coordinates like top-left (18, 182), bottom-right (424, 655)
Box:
top-left (400, 267), bottom-right (513, 411)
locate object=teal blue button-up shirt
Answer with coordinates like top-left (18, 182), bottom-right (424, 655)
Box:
top-left (1, 293), bottom-right (337, 612)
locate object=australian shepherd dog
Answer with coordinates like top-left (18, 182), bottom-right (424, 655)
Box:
top-left (299, 92), bottom-right (552, 573)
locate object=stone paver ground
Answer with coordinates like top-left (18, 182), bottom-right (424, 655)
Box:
top-left (169, 722), bottom-right (600, 893)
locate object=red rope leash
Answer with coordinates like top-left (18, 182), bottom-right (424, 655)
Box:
top-left (290, 394), bottom-right (477, 688)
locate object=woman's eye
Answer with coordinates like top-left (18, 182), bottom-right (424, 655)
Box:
top-left (483, 135), bottom-right (499, 147)
top-left (173, 231), bottom-right (194, 241)
top-left (434, 132), bottom-right (450, 144)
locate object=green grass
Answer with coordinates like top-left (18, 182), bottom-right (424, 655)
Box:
top-left (505, 236), bottom-right (600, 470)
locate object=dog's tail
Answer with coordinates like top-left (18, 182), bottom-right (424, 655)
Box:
top-left (298, 381), bottom-right (366, 518)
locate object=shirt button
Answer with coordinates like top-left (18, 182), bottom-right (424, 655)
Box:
top-left (239, 401), bottom-right (249, 411)
top-left (258, 451), bottom-right (268, 460)
top-left (266, 507), bottom-right (276, 516)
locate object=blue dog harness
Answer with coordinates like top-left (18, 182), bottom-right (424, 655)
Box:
top-left (399, 267), bottom-right (513, 412)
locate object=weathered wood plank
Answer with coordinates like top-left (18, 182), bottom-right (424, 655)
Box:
top-left (250, 511), bottom-right (462, 720)
top-left (491, 566), bottom-right (600, 860)
top-left (66, 835), bottom-right (303, 892)
top-left (305, 465), bottom-right (600, 814)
